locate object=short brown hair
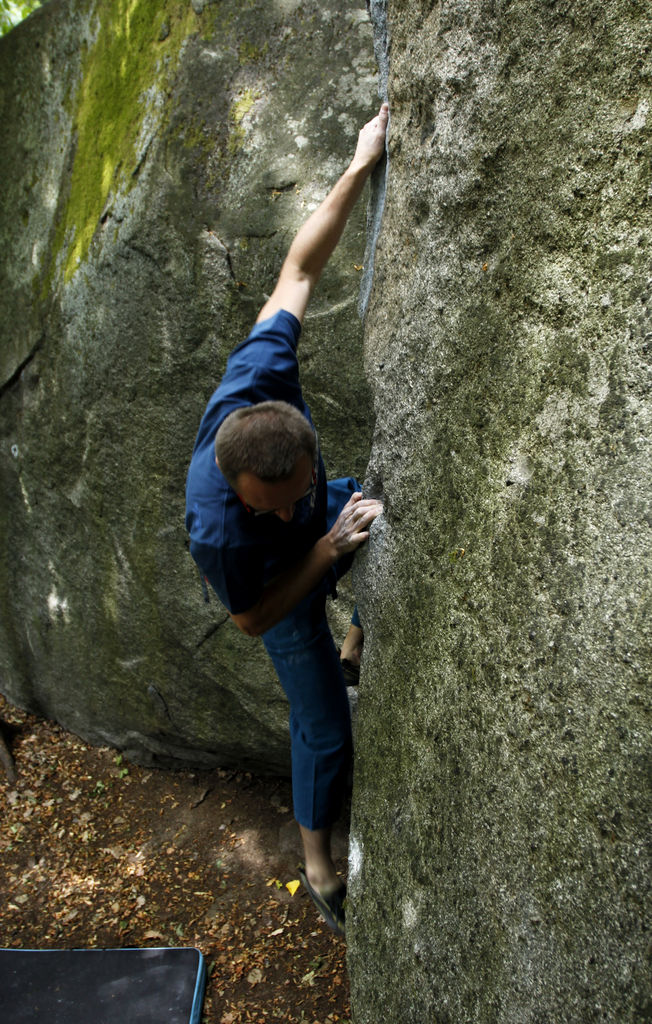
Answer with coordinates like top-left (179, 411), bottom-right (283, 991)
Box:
top-left (215, 401), bottom-right (316, 488)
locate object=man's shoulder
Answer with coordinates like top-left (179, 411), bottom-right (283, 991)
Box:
top-left (211, 309), bottom-right (305, 419)
top-left (238, 309), bottom-right (301, 350)
top-left (227, 309), bottom-right (302, 371)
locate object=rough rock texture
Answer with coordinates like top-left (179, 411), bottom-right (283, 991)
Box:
top-left (350, 0), bottom-right (651, 1021)
top-left (0, 0), bottom-right (377, 770)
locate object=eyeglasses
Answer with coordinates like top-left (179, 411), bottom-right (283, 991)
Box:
top-left (238, 467), bottom-right (317, 517)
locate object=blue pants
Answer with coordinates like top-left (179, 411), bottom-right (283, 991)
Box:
top-left (261, 478), bottom-right (359, 830)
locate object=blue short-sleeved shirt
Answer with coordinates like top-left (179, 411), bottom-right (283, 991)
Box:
top-left (185, 310), bottom-right (327, 614)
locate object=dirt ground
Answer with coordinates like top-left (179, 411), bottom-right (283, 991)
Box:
top-left (0, 694), bottom-right (351, 1023)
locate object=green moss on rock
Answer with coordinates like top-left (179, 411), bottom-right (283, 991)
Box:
top-left (238, 38), bottom-right (268, 64)
top-left (54, 0), bottom-right (208, 284)
top-left (227, 86), bottom-right (260, 155)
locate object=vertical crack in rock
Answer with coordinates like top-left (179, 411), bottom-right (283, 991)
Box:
top-left (359, 0), bottom-right (390, 319)
top-left (147, 684), bottom-right (172, 721)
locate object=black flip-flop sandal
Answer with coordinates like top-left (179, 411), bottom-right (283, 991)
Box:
top-left (298, 867), bottom-right (346, 937)
top-left (341, 658), bottom-right (360, 686)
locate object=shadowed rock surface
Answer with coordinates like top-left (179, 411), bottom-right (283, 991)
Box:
top-left (0, 0), bottom-right (377, 770)
top-left (350, 0), bottom-right (651, 1021)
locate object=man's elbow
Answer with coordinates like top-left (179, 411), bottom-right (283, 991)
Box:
top-left (230, 610), bottom-right (264, 638)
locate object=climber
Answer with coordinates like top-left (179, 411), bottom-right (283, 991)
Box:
top-left (185, 102), bottom-right (389, 936)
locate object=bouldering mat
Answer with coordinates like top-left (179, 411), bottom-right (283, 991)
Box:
top-left (0, 947), bottom-right (206, 1024)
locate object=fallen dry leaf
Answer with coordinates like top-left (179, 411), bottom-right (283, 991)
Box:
top-left (0, 693), bottom-right (350, 1024)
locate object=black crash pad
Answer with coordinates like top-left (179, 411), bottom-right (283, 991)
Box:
top-left (0, 947), bottom-right (206, 1024)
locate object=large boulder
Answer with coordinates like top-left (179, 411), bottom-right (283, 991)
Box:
top-left (0, 0), bottom-right (377, 770)
top-left (350, 0), bottom-right (651, 1020)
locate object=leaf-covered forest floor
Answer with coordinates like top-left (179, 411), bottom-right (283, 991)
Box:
top-left (0, 695), bottom-right (351, 1023)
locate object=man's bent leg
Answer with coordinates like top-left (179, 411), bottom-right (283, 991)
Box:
top-left (262, 591), bottom-right (352, 892)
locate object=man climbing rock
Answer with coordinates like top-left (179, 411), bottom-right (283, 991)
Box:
top-left (185, 103), bottom-right (389, 936)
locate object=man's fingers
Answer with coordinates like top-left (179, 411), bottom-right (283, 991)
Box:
top-left (329, 495), bottom-right (382, 555)
top-left (342, 491), bottom-right (381, 513)
top-left (350, 531), bottom-right (370, 545)
top-left (349, 503), bottom-right (383, 530)
top-left (343, 497), bottom-right (382, 519)
top-left (335, 493), bottom-right (383, 548)
top-left (354, 502), bottom-right (382, 519)
top-left (371, 104), bottom-right (389, 135)
top-left (353, 103), bottom-right (389, 169)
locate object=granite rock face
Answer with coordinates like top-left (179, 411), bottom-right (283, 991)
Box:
top-left (0, 0), bottom-right (377, 770)
top-left (350, 0), bottom-right (651, 1020)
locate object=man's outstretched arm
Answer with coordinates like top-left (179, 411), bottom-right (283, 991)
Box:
top-left (256, 103), bottom-right (389, 326)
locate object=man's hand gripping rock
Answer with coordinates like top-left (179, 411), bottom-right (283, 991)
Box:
top-left (327, 491), bottom-right (383, 557)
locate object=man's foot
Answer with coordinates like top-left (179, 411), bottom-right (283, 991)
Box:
top-left (298, 824), bottom-right (343, 929)
top-left (339, 623), bottom-right (363, 662)
top-left (299, 867), bottom-right (346, 937)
